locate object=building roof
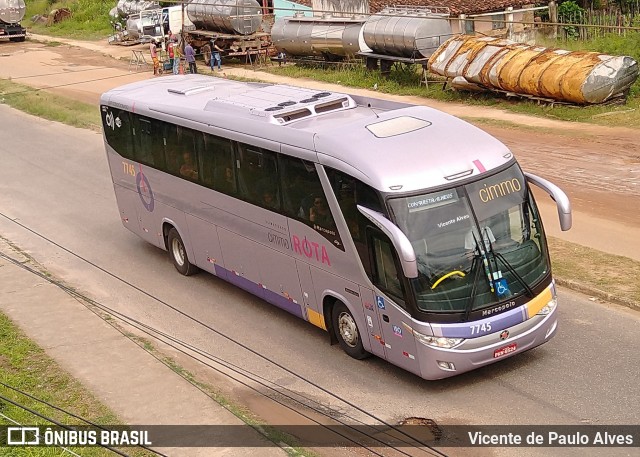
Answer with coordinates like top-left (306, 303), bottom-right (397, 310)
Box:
top-left (294, 0), bottom-right (537, 16)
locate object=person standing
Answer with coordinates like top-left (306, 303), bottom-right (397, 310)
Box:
top-left (167, 37), bottom-right (175, 73)
top-left (149, 38), bottom-right (159, 76)
top-left (184, 41), bottom-right (197, 74)
top-left (172, 37), bottom-right (181, 75)
top-left (210, 39), bottom-right (223, 71)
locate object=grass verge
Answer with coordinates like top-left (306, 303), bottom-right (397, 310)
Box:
top-left (549, 237), bottom-right (640, 308)
top-left (0, 312), bottom-right (152, 456)
top-left (0, 79), bottom-right (101, 131)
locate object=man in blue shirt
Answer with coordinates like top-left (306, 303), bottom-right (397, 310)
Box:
top-left (184, 41), bottom-right (197, 74)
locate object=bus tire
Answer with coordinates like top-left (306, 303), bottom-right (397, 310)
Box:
top-left (167, 228), bottom-right (197, 276)
top-left (332, 302), bottom-right (369, 360)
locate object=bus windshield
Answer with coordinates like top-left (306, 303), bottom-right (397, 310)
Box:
top-left (388, 164), bottom-right (550, 313)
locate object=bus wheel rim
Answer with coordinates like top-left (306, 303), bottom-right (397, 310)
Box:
top-left (172, 238), bottom-right (185, 266)
top-left (338, 312), bottom-right (358, 348)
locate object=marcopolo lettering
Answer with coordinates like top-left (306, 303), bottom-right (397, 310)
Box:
top-left (479, 178), bottom-right (522, 202)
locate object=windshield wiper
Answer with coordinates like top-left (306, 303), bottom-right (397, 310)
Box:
top-left (463, 253), bottom-right (482, 322)
top-left (483, 230), bottom-right (534, 298)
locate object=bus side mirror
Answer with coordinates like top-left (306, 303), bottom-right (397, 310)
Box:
top-left (525, 172), bottom-right (572, 231)
top-left (357, 205), bottom-right (418, 279)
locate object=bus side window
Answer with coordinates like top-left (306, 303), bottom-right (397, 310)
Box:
top-left (199, 133), bottom-right (236, 194)
top-left (278, 156), bottom-right (323, 219)
top-left (370, 232), bottom-right (406, 304)
top-left (101, 107), bottom-right (134, 159)
top-left (164, 125), bottom-right (198, 180)
top-left (132, 116), bottom-right (165, 169)
top-left (236, 143), bottom-right (280, 210)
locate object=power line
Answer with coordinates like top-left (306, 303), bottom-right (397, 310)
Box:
top-left (0, 216), bottom-right (448, 457)
top-left (0, 248), bottom-right (446, 457)
top-left (0, 393), bottom-right (131, 457)
top-left (0, 381), bottom-right (166, 457)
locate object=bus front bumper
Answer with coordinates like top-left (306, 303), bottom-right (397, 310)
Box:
top-left (417, 307), bottom-right (558, 380)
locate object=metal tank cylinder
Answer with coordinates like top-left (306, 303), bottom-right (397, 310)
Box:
top-left (187, 0), bottom-right (262, 36)
top-left (429, 35), bottom-right (640, 104)
top-left (272, 15), bottom-right (367, 59)
top-left (363, 6), bottom-right (452, 58)
top-left (117, 0), bottom-right (160, 17)
top-left (0, 0), bottom-right (26, 25)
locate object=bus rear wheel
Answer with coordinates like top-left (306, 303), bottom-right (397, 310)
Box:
top-left (167, 228), bottom-right (197, 276)
top-left (332, 302), bottom-right (369, 360)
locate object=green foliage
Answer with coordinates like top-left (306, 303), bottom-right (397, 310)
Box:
top-left (558, 1), bottom-right (586, 39)
top-left (26, 0), bottom-right (114, 40)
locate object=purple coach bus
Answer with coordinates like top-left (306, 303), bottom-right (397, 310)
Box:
top-left (100, 75), bottom-right (571, 379)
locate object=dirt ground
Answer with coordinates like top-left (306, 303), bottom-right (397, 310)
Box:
top-left (1, 36), bottom-right (639, 261)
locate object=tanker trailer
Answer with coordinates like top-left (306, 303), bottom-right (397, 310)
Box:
top-left (116, 0), bottom-right (160, 17)
top-left (272, 14), bottom-right (369, 61)
top-left (362, 6), bottom-right (452, 59)
top-left (428, 35), bottom-right (640, 104)
top-left (185, 0), bottom-right (270, 59)
top-left (0, 0), bottom-right (26, 42)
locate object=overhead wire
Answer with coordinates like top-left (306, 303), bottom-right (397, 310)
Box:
top-left (0, 411), bottom-right (83, 457)
top-left (0, 393), bottom-right (131, 457)
top-left (0, 214), bottom-right (448, 457)
top-left (0, 248), bottom-right (446, 457)
top-left (0, 380), bottom-right (167, 457)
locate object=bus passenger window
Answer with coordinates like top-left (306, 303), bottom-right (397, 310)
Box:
top-left (236, 143), bottom-right (280, 209)
top-left (133, 117), bottom-right (165, 169)
top-left (199, 133), bottom-right (235, 194)
top-left (279, 156), bottom-right (323, 219)
top-left (165, 125), bottom-right (197, 178)
top-left (179, 151), bottom-right (198, 181)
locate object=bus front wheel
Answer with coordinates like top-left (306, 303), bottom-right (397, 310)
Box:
top-left (332, 302), bottom-right (369, 360)
top-left (167, 228), bottom-right (197, 276)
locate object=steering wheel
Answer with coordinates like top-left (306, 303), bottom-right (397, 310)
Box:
top-left (431, 270), bottom-right (466, 290)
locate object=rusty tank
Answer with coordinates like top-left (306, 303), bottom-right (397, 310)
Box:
top-left (428, 35), bottom-right (639, 104)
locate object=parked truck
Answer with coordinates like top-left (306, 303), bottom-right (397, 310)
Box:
top-left (0, 0), bottom-right (26, 42)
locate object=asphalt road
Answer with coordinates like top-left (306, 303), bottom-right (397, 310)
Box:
top-left (0, 105), bottom-right (638, 457)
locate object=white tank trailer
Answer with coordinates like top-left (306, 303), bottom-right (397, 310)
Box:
top-left (271, 14), bottom-right (370, 60)
top-left (0, 0), bottom-right (26, 42)
top-left (362, 6), bottom-right (452, 59)
top-left (186, 0), bottom-right (262, 36)
top-left (116, 0), bottom-right (160, 17)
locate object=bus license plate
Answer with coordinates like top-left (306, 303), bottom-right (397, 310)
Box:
top-left (494, 343), bottom-right (517, 358)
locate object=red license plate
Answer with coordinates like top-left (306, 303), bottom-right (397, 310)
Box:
top-left (494, 343), bottom-right (517, 358)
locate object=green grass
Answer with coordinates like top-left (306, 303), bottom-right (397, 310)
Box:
top-left (549, 237), bottom-right (640, 305)
top-left (0, 79), bottom-right (101, 131)
top-left (26, 0), bottom-right (114, 40)
top-left (0, 312), bottom-right (152, 456)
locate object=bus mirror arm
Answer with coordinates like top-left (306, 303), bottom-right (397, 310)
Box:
top-left (525, 172), bottom-right (572, 231)
top-left (357, 205), bottom-right (418, 279)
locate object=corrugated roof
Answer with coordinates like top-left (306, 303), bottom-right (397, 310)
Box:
top-left (293, 0), bottom-right (538, 16)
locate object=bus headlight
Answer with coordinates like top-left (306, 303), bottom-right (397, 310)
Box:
top-left (537, 297), bottom-right (557, 315)
top-left (413, 330), bottom-right (464, 349)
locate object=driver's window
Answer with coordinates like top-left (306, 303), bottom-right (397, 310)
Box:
top-left (372, 235), bottom-right (405, 303)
